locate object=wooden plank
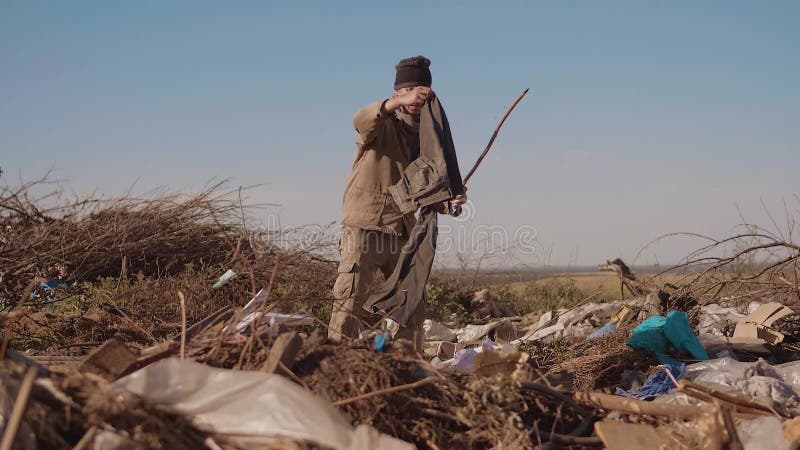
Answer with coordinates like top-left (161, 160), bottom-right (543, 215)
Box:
top-left (79, 338), bottom-right (137, 380)
top-left (575, 391), bottom-right (706, 419)
top-left (262, 331), bottom-right (302, 375)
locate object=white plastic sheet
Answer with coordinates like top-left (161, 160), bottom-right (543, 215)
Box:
top-left (736, 416), bottom-right (789, 450)
top-left (223, 288), bottom-right (314, 333)
top-left (685, 357), bottom-right (800, 414)
top-left (456, 320), bottom-right (507, 343)
top-left (112, 358), bottom-right (414, 450)
top-left (453, 338), bottom-right (495, 372)
top-left (516, 300), bottom-right (635, 343)
top-left (423, 319), bottom-right (457, 342)
top-left (698, 303), bottom-right (744, 336)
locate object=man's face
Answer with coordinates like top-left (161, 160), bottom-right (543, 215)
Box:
top-left (394, 86), bottom-right (426, 115)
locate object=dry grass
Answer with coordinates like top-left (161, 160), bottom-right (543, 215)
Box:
top-left (504, 271), bottom-right (686, 302)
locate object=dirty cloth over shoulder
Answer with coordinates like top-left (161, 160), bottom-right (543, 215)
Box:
top-left (363, 94), bottom-right (463, 326)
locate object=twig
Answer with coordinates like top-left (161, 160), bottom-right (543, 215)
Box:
top-left (522, 382), bottom-right (593, 417)
top-left (277, 360), bottom-right (310, 390)
top-left (204, 437), bottom-right (223, 450)
top-left (717, 401), bottom-right (744, 450)
top-left (332, 376), bottom-right (438, 406)
top-left (677, 380), bottom-right (783, 417)
top-left (419, 407), bottom-right (473, 427)
top-left (574, 391), bottom-right (706, 419)
top-left (463, 88), bottom-right (530, 185)
top-left (178, 291), bottom-right (187, 359)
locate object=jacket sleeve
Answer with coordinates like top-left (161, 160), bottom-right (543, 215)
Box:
top-left (353, 100), bottom-right (391, 146)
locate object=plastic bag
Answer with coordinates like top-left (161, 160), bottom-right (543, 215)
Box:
top-left (112, 358), bottom-right (413, 450)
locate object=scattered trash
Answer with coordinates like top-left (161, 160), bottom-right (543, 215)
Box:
top-left (698, 302), bottom-right (746, 336)
top-left (374, 332), bottom-right (389, 352)
top-left (423, 319), bottom-right (457, 341)
top-left (732, 301), bottom-right (795, 346)
top-left (684, 357), bottom-right (800, 415)
top-left (588, 322), bottom-right (616, 340)
top-left (473, 346), bottom-right (528, 378)
top-left (453, 338), bottom-right (495, 372)
top-left (211, 269), bottom-right (237, 288)
top-left (5, 177), bottom-right (800, 449)
top-left (456, 319), bottom-right (517, 343)
top-left (28, 279), bottom-right (71, 303)
top-left (615, 361), bottom-right (685, 400)
top-left (227, 288), bottom-right (314, 333)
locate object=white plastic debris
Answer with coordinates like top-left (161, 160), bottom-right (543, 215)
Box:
top-left (523, 323), bottom-right (564, 342)
top-left (515, 300), bottom-right (642, 344)
top-left (226, 288), bottom-right (314, 333)
top-left (212, 269), bottom-right (237, 289)
top-left (733, 375), bottom-right (800, 411)
top-left (736, 416), bottom-right (789, 450)
top-left (453, 339), bottom-right (495, 373)
top-left (112, 358), bottom-right (414, 450)
top-left (423, 319), bottom-right (457, 341)
top-left (684, 357), bottom-right (800, 414)
top-left (456, 320), bottom-right (508, 343)
top-left (698, 303), bottom-right (744, 336)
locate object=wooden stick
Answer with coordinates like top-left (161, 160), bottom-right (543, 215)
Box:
top-left (677, 380), bottom-right (782, 417)
top-left (177, 291), bottom-right (187, 360)
top-left (574, 391), bottom-right (706, 419)
top-left (679, 385), bottom-right (769, 417)
top-left (264, 253), bottom-right (281, 302)
top-left (204, 437), bottom-right (223, 450)
top-left (462, 88), bottom-right (530, 185)
top-left (717, 402), bottom-right (744, 450)
top-left (332, 376), bottom-right (438, 406)
top-left (0, 367), bottom-right (37, 450)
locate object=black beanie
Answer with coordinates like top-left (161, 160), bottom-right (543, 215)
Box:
top-left (394, 55), bottom-right (432, 89)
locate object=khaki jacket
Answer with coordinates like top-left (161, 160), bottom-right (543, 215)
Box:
top-left (342, 100), bottom-right (416, 235)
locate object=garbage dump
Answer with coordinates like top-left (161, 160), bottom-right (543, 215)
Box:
top-left (3, 178), bottom-right (800, 449)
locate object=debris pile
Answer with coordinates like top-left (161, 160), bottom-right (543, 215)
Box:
top-left (1, 178), bottom-right (336, 354)
top-left (4, 177), bottom-right (800, 449)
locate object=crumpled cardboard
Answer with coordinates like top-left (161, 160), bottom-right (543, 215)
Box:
top-left (731, 302), bottom-right (794, 350)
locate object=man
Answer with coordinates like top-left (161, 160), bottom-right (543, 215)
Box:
top-left (329, 56), bottom-right (466, 347)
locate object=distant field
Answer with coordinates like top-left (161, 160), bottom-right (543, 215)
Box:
top-left (505, 272), bottom-right (626, 301)
top-left (426, 267), bottom-right (695, 319)
top-left (435, 266), bottom-right (689, 299)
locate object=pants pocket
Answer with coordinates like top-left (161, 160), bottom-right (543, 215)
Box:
top-left (333, 261), bottom-right (358, 300)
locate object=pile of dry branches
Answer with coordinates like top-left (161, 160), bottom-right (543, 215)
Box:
top-left (0, 177), bottom-right (244, 300)
top-left (1, 175), bottom-right (336, 354)
top-left (644, 201), bottom-right (800, 308)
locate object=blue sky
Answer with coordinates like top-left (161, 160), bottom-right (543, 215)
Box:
top-left (2, 1), bottom-right (799, 266)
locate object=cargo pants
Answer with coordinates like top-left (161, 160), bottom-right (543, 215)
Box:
top-left (328, 226), bottom-right (426, 351)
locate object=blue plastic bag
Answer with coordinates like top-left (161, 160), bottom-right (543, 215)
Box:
top-left (627, 311), bottom-right (708, 360)
top-left (664, 311), bottom-right (709, 360)
top-left (588, 323), bottom-right (617, 340)
top-left (627, 315), bottom-right (669, 353)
